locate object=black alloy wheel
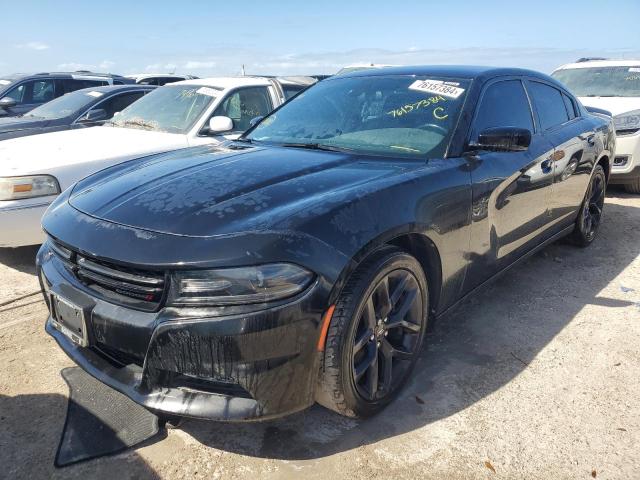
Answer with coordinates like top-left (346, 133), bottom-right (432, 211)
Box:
top-left (351, 269), bottom-right (423, 401)
top-left (571, 165), bottom-right (606, 247)
top-left (317, 247), bottom-right (428, 418)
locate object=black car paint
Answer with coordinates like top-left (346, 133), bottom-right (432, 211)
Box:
top-left (37, 66), bottom-right (614, 421)
top-left (0, 85), bottom-right (154, 141)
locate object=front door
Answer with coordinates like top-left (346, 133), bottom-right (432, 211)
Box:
top-left (463, 78), bottom-right (556, 291)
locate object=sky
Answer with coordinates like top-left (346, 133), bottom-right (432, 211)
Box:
top-left (2, 0), bottom-right (639, 78)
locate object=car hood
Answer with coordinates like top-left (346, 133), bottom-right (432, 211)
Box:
top-left (0, 115), bottom-right (49, 133)
top-left (68, 144), bottom-right (420, 238)
top-left (0, 126), bottom-right (188, 176)
top-left (578, 96), bottom-right (640, 116)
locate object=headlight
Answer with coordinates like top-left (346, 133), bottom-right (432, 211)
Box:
top-left (613, 109), bottom-right (640, 132)
top-left (0, 175), bottom-right (60, 201)
top-left (169, 263), bottom-right (314, 306)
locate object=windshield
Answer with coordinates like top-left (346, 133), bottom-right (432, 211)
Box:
top-left (25, 89), bottom-right (103, 119)
top-left (108, 84), bottom-right (219, 134)
top-left (247, 75), bottom-right (470, 158)
top-left (552, 66), bottom-right (640, 97)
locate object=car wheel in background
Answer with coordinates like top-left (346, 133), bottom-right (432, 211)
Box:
top-left (317, 247), bottom-right (428, 418)
top-left (624, 177), bottom-right (640, 194)
top-left (570, 164), bottom-right (607, 247)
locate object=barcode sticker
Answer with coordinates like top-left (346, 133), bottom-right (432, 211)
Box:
top-left (629, 67), bottom-right (640, 73)
top-left (409, 79), bottom-right (465, 98)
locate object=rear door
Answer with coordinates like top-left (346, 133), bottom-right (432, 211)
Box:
top-left (526, 80), bottom-right (594, 227)
top-left (464, 77), bottom-right (556, 288)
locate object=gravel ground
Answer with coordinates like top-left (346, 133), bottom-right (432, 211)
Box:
top-left (0, 190), bottom-right (638, 480)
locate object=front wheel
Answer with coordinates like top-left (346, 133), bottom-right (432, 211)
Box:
top-left (570, 164), bottom-right (606, 247)
top-left (316, 247), bottom-right (428, 418)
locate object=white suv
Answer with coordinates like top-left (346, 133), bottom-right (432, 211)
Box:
top-left (552, 59), bottom-right (640, 193)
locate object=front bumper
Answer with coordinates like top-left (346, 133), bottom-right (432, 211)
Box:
top-left (0, 199), bottom-right (52, 247)
top-left (38, 243), bottom-right (329, 421)
top-left (610, 131), bottom-right (640, 184)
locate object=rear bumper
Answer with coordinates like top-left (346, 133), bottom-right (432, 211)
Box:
top-left (38, 243), bottom-right (328, 421)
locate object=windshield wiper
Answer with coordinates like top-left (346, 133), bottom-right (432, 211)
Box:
top-left (281, 142), bottom-right (354, 153)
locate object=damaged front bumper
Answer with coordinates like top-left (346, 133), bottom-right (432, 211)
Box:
top-left (38, 242), bottom-right (328, 421)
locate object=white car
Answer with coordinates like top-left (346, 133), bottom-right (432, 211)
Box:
top-left (552, 59), bottom-right (640, 193)
top-left (0, 76), bottom-right (316, 247)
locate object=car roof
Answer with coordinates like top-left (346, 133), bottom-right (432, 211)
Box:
top-left (172, 76), bottom-right (273, 89)
top-left (69, 84), bottom-right (157, 94)
top-left (336, 65), bottom-right (550, 80)
top-left (0, 71), bottom-right (128, 80)
top-left (554, 59), bottom-right (640, 71)
top-left (126, 73), bottom-right (192, 80)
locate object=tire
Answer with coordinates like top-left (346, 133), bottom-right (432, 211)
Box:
top-left (316, 247), bottom-right (428, 418)
top-left (624, 177), bottom-right (640, 194)
top-left (158, 414), bottom-right (185, 430)
top-left (570, 164), bottom-right (607, 247)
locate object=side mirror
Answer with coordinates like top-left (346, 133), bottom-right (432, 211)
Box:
top-left (249, 116), bottom-right (264, 127)
top-left (0, 97), bottom-right (17, 110)
top-left (207, 116), bottom-right (234, 134)
top-left (79, 108), bottom-right (107, 123)
top-left (470, 127), bottom-right (532, 152)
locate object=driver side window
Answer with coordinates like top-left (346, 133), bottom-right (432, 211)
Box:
top-left (472, 80), bottom-right (534, 141)
top-left (213, 87), bottom-right (273, 132)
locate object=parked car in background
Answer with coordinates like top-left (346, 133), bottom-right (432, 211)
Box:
top-left (553, 59), bottom-right (640, 193)
top-left (0, 71), bottom-right (134, 117)
top-left (335, 63), bottom-right (398, 75)
top-left (0, 85), bottom-right (154, 142)
top-left (126, 73), bottom-right (199, 86)
top-left (37, 66), bottom-right (614, 423)
top-left (254, 75), bottom-right (317, 99)
top-left (0, 76), bottom-right (314, 247)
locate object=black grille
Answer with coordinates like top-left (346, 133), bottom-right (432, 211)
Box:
top-left (49, 237), bottom-right (166, 311)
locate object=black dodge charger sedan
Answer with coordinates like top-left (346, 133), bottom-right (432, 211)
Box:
top-left (37, 66), bottom-right (615, 422)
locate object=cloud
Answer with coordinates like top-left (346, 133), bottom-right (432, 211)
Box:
top-left (15, 41), bottom-right (50, 51)
top-left (56, 60), bottom-right (116, 72)
top-left (183, 60), bottom-right (217, 70)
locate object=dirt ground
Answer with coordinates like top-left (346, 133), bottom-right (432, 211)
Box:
top-left (1, 189), bottom-right (638, 480)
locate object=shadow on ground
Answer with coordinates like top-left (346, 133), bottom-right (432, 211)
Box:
top-left (0, 392), bottom-right (161, 479)
top-left (179, 200), bottom-right (640, 460)
top-left (0, 245), bottom-right (40, 275)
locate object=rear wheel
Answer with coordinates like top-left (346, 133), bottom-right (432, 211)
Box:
top-left (570, 164), bottom-right (606, 247)
top-left (624, 177), bottom-right (640, 194)
top-left (317, 247), bottom-right (428, 418)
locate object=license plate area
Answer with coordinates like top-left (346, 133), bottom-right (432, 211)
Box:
top-left (50, 294), bottom-right (88, 347)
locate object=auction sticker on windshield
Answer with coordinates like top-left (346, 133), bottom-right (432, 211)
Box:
top-left (0, 80), bottom-right (11, 86)
top-left (409, 79), bottom-right (465, 98)
top-left (197, 87), bottom-right (218, 97)
top-left (86, 91), bottom-right (104, 98)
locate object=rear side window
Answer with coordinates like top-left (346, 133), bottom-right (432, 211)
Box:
top-left (282, 85), bottom-right (305, 100)
top-left (562, 93), bottom-right (577, 120)
top-left (472, 79), bottom-right (534, 139)
top-left (64, 79), bottom-right (109, 93)
top-left (529, 82), bottom-right (570, 130)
